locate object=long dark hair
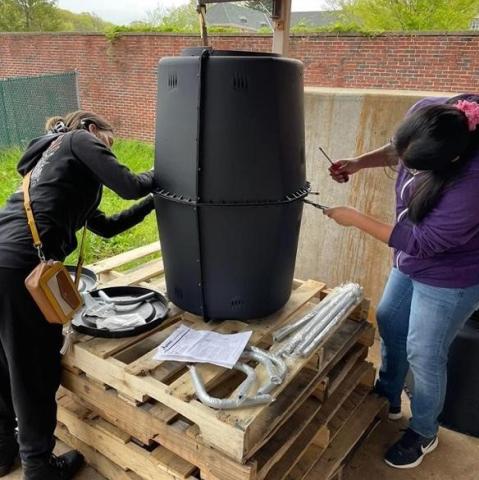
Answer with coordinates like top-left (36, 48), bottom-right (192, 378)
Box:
top-left (393, 94), bottom-right (479, 223)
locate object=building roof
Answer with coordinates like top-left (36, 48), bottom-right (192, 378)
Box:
top-left (291, 10), bottom-right (340, 27)
top-left (206, 3), bottom-right (272, 31)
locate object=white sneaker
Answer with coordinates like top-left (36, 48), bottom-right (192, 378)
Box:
top-left (388, 406), bottom-right (403, 420)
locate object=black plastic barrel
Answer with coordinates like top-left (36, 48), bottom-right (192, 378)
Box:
top-left (439, 314), bottom-right (479, 437)
top-left (154, 48), bottom-right (307, 319)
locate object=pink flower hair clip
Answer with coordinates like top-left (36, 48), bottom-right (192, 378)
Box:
top-left (455, 100), bottom-right (479, 132)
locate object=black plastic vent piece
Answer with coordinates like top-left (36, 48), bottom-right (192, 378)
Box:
top-left (155, 49), bottom-right (305, 320)
top-left (167, 73), bottom-right (178, 89)
top-left (233, 73), bottom-right (248, 90)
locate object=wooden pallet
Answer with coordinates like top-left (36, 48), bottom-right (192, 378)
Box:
top-left (267, 383), bottom-right (387, 480)
top-left (60, 319), bottom-right (375, 478)
top-left (64, 244), bottom-right (373, 463)
top-left (88, 241), bottom-right (165, 290)
top-left (58, 357), bottom-right (384, 480)
top-left (56, 395), bottom-right (200, 480)
top-left (58, 243), bottom-right (384, 480)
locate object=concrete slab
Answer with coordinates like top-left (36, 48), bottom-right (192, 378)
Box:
top-left (3, 442), bottom-right (103, 480)
top-left (343, 339), bottom-right (479, 480)
top-left (344, 415), bottom-right (479, 480)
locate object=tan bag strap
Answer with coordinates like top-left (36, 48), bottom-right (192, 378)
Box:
top-left (22, 172), bottom-right (44, 260)
top-left (22, 171), bottom-right (88, 274)
top-left (74, 222), bottom-right (88, 289)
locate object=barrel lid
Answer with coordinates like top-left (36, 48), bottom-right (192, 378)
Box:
top-left (181, 47), bottom-right (281, 58)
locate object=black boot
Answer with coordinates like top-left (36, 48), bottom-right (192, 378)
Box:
top-left (0, 435), bottom-right (19, 477)
top-left (22, 451), bottom-right (84, 480)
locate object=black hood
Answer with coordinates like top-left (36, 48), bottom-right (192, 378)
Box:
top-left (16, 134), bottom-right (61, 176)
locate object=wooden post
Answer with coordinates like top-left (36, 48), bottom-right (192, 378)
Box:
top-left (201, 0), bottom-right (293, 56)
top-left (197, 1), bottom-right (209, 47)
top-left (272, 0), bottom-right (292, 56)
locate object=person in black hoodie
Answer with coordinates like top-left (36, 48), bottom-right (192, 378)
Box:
top-left (0, 111), bottom-right (157, 479)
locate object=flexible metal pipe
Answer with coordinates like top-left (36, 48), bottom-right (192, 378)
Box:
top-left (300, 303), bottom-right (355, 357)
top-left (234, 362), bottom-right (257, 401)
top-left (274, 285), bottom-right (352, 355)
top-left (188, 346), bottom-right (287, 409)
top-left (113, 302), bottom-right (144, 313)
top-left (280, 286), bottom-right (345, 354)
top-left (293, 287), bottom-right (360, 355)
top-left (188, 365), bottom-right (273, 410)
top-left (248, 346), bottom-right (288, 383)
top-left (243, 350), bottom-right (280, 384)
top-left (242, 347), bottom-right (287, 395)
top-left (243, 350), bottom-right (279, 395)
top-left (98, 290), bottom-right (155, 305)
top-left (295, 296), bottom-right (360, 357)
top-left (272, 290), bottom-right (337, 342)
top-left (275, 283), bottom-right (362, 357)
top-left (297, 285), bottom-right (362, 353)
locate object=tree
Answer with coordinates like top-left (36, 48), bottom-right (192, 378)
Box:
top-left (328, 0), bottom-right (479, 31)
top-left (57, 9), bottom-right (113, 32)
top-left (145, 0), bottom-right (198, 32)
top-left (0, 1), bottom-right (114, 32)
top-left (0, 0), bottom-right (61, 31)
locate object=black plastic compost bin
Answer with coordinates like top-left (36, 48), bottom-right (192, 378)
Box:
top-left (154, 48), bottom-right (307, 320)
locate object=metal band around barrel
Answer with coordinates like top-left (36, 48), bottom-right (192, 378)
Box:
top-left (155, 183), bottom-right (311, 207)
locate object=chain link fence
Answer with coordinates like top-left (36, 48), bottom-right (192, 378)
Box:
top-left (0, 72), bottom-right (79, 149)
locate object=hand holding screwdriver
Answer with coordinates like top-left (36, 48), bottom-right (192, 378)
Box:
top-left (319, 147), bottom-right (360, 183)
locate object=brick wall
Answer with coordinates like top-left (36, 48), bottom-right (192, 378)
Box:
top-left (1, 32), bottom-right (478, 142)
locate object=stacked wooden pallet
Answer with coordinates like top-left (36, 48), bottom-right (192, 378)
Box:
top-left (57, 244), bottom-right (387, 480)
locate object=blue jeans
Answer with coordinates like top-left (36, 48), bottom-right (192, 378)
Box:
top-left (375, 268), bottom-right (479, 438)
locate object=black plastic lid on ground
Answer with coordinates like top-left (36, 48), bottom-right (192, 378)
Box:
top-left (181, 47), bottom-right (281, 57)
top-left (72, 286), bottom-right (169, 338)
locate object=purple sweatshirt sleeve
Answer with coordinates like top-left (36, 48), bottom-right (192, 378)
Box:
top-left (389, 170), bottom-right (479, 258)
top-left (405, 97), bottom-right (449, 117)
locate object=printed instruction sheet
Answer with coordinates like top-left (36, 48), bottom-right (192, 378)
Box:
top-left (154, 324), bottom-right (252, 368)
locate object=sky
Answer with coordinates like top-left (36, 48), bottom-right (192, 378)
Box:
top-left (56, 0), bottom-right (330, 25)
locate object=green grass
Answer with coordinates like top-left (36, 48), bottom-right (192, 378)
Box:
top-left (0, 139), bottom-right (159, 265)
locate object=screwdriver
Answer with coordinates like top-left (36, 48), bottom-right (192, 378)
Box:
top-left (319, 147), bottom-right (349, 183)
top-left (304, 198), bottom-right (329, 211)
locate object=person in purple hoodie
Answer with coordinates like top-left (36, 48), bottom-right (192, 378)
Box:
top-left (325, 94), bottom-right (479, 469)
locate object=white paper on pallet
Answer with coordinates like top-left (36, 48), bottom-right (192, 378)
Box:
top-left (153, 324), bottom-right (252, 369)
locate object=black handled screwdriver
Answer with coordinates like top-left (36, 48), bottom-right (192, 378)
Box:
top-left (304, 198), bottom-right (329, 211)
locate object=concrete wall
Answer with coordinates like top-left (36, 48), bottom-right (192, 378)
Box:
top-left (296, 87), bottom-right (449, 314)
